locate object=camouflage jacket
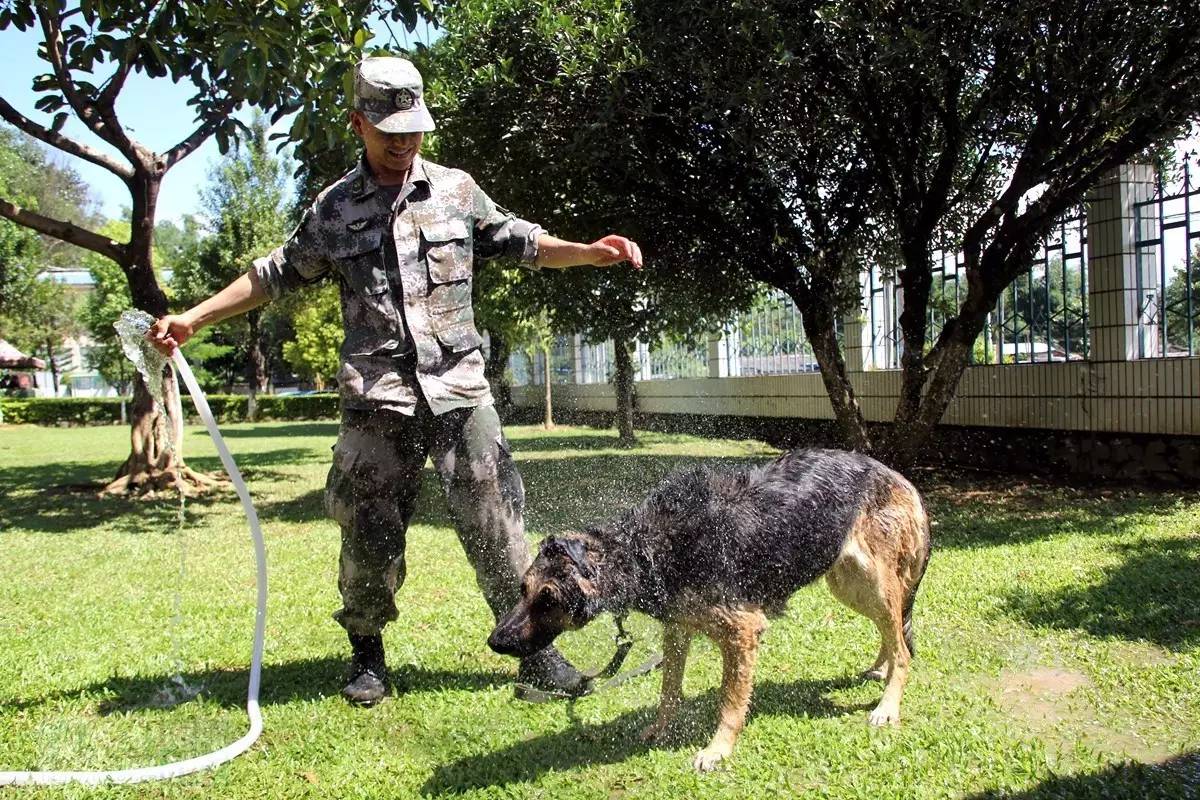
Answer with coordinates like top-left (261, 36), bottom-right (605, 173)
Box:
top-left (253, 155), bottom-right (543, 415)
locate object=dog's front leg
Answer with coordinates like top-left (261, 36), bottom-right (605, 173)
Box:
top-left (640, 623), bottom-right (691, 743)
top-left (693, 609), bottom-right (766, 772)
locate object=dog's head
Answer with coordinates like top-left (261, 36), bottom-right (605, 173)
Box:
top-left (487, 533), bottom-right (605, 658)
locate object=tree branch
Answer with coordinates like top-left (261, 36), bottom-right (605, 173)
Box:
top-left (163, 105), bottom-right (234, 171)
top-left (0, 95), bottom-right (134, 180)
top-left (0, 196), bottom-right (127, 264)
top-left (35, 1), bottom-right (150, 166)
top-left (97, 0), bottom-right (168, 106)
top-left (35, 2), bottom-right (113, 145)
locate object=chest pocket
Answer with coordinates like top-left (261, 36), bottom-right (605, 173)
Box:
top-left (333, 230), bottom-right (389, 297)
top-left (420, 218), bottom-right (481, 352)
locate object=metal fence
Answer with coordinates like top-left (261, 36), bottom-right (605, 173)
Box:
top-left (1134, 152), bottom-right (1200, 358)
top-left (638, 337), bottom-right (708, 381)
top-left (992, 212), bottom-right (1089, 364)
top-left (867, 212), bottom-right (1089, 368)
top-left (732, 290), bottom-right (822, 375)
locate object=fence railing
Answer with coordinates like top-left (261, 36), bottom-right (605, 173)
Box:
top-left (867, 211), bottom-right (1089, 368)
top-left (1134, 152), bottom-right (1200, 358)
top-left (504, 157), bottom-right (1200, 388)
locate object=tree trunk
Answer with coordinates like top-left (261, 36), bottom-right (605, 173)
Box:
top-left (796, 301), bottom-right (873, 452)
top-left (484, 330), bottom-right (514, 419)
top-left (246, 309), bottom-right (267, 422)
top-left (883, 317), bottom-right (982, 470)
top-left (102, 171), bottom-right (220, 496)
top-left (541, 343), bottom-right (554, 429)
top-left (891, 239), bottom-right (936, 436)
top-left (881, 246), bottom-right (1008, 470)
top-left (45, 337), bottom-right (59, 395)
top-left (612, 339), bottom-right (637, 446)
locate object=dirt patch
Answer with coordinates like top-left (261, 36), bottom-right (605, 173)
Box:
top-left (996, 667), bottom-right (1175, 764)
top-left (997, 667), bottom-right (1091, 726)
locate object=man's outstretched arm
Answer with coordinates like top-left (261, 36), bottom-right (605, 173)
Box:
top-left (535, 233), bottom-right (643, 270)
top-left (147, 269), bottom-right (270, 356)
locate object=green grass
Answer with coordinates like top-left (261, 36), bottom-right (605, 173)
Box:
top-left (1, 421), bottom-right (1198, 799)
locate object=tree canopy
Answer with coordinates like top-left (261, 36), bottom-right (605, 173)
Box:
top-left (432, 0), bottom-right (1200, 463)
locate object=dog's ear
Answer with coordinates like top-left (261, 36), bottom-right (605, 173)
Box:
top-left (561, 537), bottom-right (597, 581)
top-left (540, 535), bottom-right (596, 580)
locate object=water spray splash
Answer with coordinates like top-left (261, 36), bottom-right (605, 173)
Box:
top-left (113, 310), bottom-right (201, 706)
top-left (114, 310), bottom-right (168, 411)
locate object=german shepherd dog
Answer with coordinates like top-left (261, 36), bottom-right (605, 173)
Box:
top-left (489, 448), bottom-right (932, 771)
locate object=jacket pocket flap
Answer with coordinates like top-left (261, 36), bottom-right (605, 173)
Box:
top-left (421, 218), bottom-right (470, 243)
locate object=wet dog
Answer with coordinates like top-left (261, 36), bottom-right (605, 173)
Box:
top-left (489, 448), bottom-right (932, 771)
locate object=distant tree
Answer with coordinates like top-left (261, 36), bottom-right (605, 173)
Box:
top-left (0, 0), bottom-right (435, 494)
top-left (1164, 245), bottom-right (1200, 354)
top-left (281, 282), bottom-right (342, 390)
top-left (175, 115), bottom-right (291, 418)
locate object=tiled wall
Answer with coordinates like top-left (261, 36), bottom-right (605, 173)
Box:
top-left (512, 357), bottom-right (1200, 436)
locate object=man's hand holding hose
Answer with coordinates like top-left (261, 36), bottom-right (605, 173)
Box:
top-left (147, 271), bottom-right (269, 357)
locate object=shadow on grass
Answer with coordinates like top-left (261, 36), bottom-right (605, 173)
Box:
top-left (1, 657), bottom-right (510, 714)
top-left (922, 478), bottom-right (1188, 550)
top-left (1003, 535), bottom-right (1200, 650)
top-left (419, 675), bottom-right (869, 796)
top-left (966, 751), bottom-right (1200, 799)
top-left (0, 448), bottom-right (319, 535)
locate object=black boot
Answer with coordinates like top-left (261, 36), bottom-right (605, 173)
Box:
top-left (516, 647), bottom-right (587, 698)
top-left (342, 633), bottom-right (388, 706)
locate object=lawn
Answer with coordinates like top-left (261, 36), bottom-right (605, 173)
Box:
top-left (1, 421), bottom-right (1198, 799)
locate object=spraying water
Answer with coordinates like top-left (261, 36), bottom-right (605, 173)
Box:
top-left (115, 309), bottom-right (201, 706)
top-left (0, 310), bottom-right (268, 786)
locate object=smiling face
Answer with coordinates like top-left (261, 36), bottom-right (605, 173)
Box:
top-left (350, 110), bottom-right (423, 184)
top-left (487, 535), bottom-right (605, 658)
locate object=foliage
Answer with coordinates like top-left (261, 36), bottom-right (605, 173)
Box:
top-left (0, 126), bottom-right (86, 355)
top-left (281, 281), bottom-right (343, 389)
top-left (433, 0), bottom-right (759, 350)
top-left (0, 395), bottom-right (129, 424)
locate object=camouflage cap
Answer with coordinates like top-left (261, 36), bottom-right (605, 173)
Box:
top-left (353, 56), bottom-right (435, 134)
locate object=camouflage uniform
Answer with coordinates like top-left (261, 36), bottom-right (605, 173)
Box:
top-left (253, 154), bottom-right (543, 633)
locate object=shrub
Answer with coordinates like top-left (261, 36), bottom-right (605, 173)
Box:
top-left (0, 397), bottom-right (128, 425)
top-left (0, 393), bottom-right (340, 426)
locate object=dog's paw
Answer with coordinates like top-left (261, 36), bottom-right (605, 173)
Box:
top-left (692, 746), bottom-right (730, 772)
top-left (867, 705), bottom-right (900, 726)
top-left (861, 666), bottom-right (887, 682)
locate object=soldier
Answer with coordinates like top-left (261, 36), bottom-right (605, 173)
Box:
top-left (148, 56), bottom-right (643, 706)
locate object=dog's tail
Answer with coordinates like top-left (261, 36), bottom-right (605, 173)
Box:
top-left (901, 499), bottom-right (933, 658)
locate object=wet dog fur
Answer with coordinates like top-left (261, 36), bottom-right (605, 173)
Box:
top-left (489, 448), bottom-right (932, 771)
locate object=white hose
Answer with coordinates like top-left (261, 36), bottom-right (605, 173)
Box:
top-left (0, 349), bottom-right (268, 786)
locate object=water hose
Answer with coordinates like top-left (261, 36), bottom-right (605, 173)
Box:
top-left (0, 341), bottom-right (268, 786)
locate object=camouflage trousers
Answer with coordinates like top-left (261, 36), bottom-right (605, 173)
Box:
top-left (324, 403), bottom-right (530, 636)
